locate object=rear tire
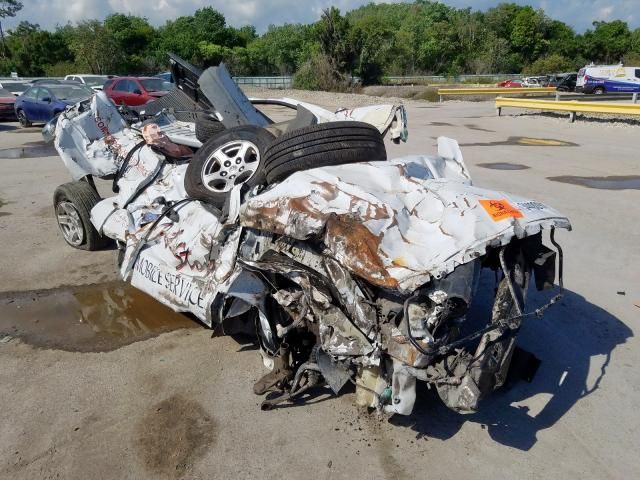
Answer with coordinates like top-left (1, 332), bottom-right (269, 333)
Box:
top-left (17, 109), bottom-right (31, 127)
top-left (263, 121), bottom-right (387, 184)
top-left (53, 182), bottom-right (111, 250)
top-left (195, 112), bottom-right (226, 143)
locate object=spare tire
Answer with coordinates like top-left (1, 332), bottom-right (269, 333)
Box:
top-left (195, 112), bottom-right (225, 143)
top-left (185, 126), bottom-right (275, 207)
top-left (263, 121), bottom-right (386, 184)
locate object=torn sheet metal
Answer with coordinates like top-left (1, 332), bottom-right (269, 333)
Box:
top-left (124, 201), bottom-right (240, 323)
top-left (55, 92), bottom-right (131, 180)
top-left (199, 63), bottom-right (270, 128)
top-left (55, 100), bottom-right (239, 324)
top-left (240, 145), bottom-right (570, 292)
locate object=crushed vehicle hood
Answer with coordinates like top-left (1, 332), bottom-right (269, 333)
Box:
top-left (241, 150), bottom-right (571, 292)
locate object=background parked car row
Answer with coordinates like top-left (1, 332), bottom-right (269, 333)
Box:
top-left (14, 81), bottom-right (95, 127)
top-left (103, 77), bottom-right (173, 106)
top-left (3, 73), bottom-right (174, 126)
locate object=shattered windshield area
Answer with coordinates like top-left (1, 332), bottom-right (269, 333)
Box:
top-left (3, 82), bottom-right (29, 94)
top-left (140, 78), bottom-right (173, 92)
top-left (83, 76), bottom-right (108, 87)
top-left (49, 85), bottom-right (93, 101)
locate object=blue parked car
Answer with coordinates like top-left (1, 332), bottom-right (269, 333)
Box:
top-left (155, 71), bottom-right (173, 83)
top-left (14, 81), bottom-right (94, 127)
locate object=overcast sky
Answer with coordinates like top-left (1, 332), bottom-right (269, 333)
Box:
top-left (6, 0), bottom-right (639, 33)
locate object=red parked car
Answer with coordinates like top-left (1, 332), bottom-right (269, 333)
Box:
top-left (496, 79), bottom-right (523, 88)
top-left (103, 77), bottom-right (174, 106)
top-left (0, 87), bottom-right (16, 120)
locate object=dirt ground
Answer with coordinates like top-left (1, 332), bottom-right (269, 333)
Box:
top-left (0, 95), bottom-right (639, 480)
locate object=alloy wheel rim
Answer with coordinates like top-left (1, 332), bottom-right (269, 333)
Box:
top-left (201, 140), bottom-right (260, 193)
top-left (56, 201), bottom-right (85, 246)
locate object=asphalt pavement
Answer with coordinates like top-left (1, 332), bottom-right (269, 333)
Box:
top-left (0, 97), bottom-right (638, 480)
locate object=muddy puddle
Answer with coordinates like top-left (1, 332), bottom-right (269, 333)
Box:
top-left (547, 175), bottom-right (640, 190)
top-left (0, 282), bottom-right (198, 352)
top-left (0, 141), bottom-right (57, 159)
top-left (477, 162), bottom-right (530, 170)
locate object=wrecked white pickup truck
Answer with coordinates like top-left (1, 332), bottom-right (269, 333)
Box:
top-left (45, 54), bottom-right (570, 415)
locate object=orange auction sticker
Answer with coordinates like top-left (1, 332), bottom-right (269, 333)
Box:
top-left (479, 199), bottom-right (523, 222)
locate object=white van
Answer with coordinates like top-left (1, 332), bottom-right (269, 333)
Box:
top-left (576, 64), bottom-right (640, 94)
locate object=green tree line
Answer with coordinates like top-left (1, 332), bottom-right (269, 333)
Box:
top-left (1, 1), bottom-right (640, 87)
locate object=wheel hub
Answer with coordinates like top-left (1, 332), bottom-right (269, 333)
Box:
top-left (201, 140), bottom-right (260, 193)
top-left (56, 201), bottom-right (85, 246)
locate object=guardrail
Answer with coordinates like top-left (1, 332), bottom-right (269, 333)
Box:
top-left (384, 74), bottom-right (524, 85)
top-left (495, 96), bottom-right (640, 122)
top-left (553, 92), bottom-right (638, 103)
top-left (438, 87), bottom-right (555, 102)
top-left (233, 76), bottom-right (292, 89)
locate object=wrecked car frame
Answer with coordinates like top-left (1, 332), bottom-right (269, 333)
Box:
top-left (46, 55), bottom-right (570, 416)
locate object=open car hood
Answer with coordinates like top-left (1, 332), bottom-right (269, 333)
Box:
top-left (240, 140), bottom-right (571, 292)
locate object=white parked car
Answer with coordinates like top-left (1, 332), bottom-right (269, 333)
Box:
top-left (64, 74), bottom-right (110, 91)
top-left (0, 80), bottom-right (31, 96)
top-left (522, 76), bottom-right (548, 87)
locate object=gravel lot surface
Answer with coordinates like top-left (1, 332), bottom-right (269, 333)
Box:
top-left (0, 95), bottom-right (638, 479)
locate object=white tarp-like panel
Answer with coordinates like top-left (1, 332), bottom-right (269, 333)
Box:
top-left (55, 92), bottom-right (130, 180)
top-left (240, 156), bottom-right (571, 292)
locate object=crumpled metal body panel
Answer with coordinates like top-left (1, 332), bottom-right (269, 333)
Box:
top-left (198, 64), bottom-right (270, 128)
top-left (240, 150), bottom-right (570, 292)
top-left (125, 202), bottom-right (240, 323)
top-left (51, 90), bottom-right (414, 325)
top-left (55, 92), bottom-right (130, 180)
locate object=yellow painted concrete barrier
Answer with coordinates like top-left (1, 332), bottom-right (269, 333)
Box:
top-left (439, 87), bottom-right (555, 95)
top-left (495, 97), bottom-right (640, 122)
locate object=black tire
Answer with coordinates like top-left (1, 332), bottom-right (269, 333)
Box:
top-left (263, 121), bottom-right (386, 184)
top-left (53, 181), bottom-right (111, 251)
top-left (17, 109), bottom-right (31, 127)
top-left (185, 126), bottom-right (275, 207)
top-left (593, 87), bottom-right (605, 95)
top-left (195, 112), bottom-right (226, 143)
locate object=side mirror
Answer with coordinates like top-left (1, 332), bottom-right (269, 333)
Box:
top-left (42, 97), bottom-right (51, 103)
top-left (133, 89), bottom-right (142, 95)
